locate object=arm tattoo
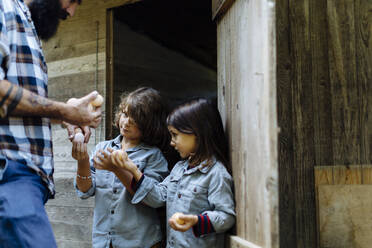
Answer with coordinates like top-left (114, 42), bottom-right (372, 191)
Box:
top-left (0, 84), bottom-right (14, 108)
top-left (27, 92), bottom-right (53, 108)
top-left (7, 86), bottom-right (23, 114)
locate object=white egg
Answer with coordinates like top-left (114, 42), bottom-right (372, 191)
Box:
top-left (73, 132), bottom-right (85, 143)
top-left (91, 94), bottom-right (104, 107)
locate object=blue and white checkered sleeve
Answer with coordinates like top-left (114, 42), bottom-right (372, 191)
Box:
top-left (0, 9), bottom-right (9, 80)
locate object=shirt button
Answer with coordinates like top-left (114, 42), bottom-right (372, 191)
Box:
top-left (113, 189), bottom-right (117, 194)
top-left (194, 188), bottom-right (197, 192)
top-left (170, 176), bottom-right (173, 180)
top-left (111, 210), bottom-right (115, 214)
top-left (178, 193), bottom-right (181, 198)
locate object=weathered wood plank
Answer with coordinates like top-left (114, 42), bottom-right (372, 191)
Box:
top-left (288, 0), bottom-right (317, 246)
top-left (45, 39), bottom-right (105, 63)
top-left (310, 0), bottom-right (333, 166)
top-left (327, 0), bottom-right (360, 165)
top-left (355, 0), bottom-right (372, 164)
top-left (48, 70), bottom-right (105, 101)
top-left (276, 0), bottom-right (297, 245)
top-left (47, 53), bottom-right (105, 79)
top-left (228, 235), bottom-right (262, 248)
top-left (106, 9), bottom-right (114, 140)
top-left (218, 0), bottom-right (278, 246)
top-left (44, 15), bottom-right (106, 58)
top-left (212, 0), bottom-right (235, 20)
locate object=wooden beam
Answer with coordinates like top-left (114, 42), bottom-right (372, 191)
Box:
top-left (212, 0), bottom-right (235, 20)
top-left (228, 236), bottom-right (262, 248)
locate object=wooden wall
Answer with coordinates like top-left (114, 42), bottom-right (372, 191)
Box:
top-left (217, 0), bottom-right (278, 247)
top-left (277, 0), bottom-right (372, 247)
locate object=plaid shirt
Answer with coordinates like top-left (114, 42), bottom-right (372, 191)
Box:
top-left (0, 0), bottom-right (54, 196)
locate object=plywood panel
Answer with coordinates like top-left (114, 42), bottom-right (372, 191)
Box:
top-left (318, 185), bottom-right (372, 248)
top-left (217, 0), bottom-right (278, 246)
top-left (333, 165), bottom-right (362, 185)
top-left (314, 166), bottom-right (334, 186)
top-left (362, 165), bottom-right (372, 184)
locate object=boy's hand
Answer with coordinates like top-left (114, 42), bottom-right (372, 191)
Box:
top-left (169, 213), bottom-right (198, 232)
top-left (93, 149), bottom-right (117, 172)
top-left (71, 141), bottom-right (89, 161)
top-left (111, 149), bottom-right (136, 172)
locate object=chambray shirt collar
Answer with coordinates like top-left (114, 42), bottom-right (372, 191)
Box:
top-left (183, 157), bottom-right (217, 175)
top-left (110, 135), bottom-right (151, 152)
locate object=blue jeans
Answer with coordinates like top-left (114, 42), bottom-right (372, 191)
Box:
top-left (0, 158), bottom-right (57, 248)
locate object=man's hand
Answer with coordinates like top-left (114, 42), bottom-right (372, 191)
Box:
top-left (64, 123), bottom-right (91, 143)
top-left (64, 91), bottom-right (102, 128)
top-left (169, 213), bottom-right (198, 232)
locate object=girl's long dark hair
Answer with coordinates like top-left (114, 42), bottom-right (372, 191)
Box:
top-left (167, 98), bottom-right (229, 171)
top-left (114, 87), bottom-right (170, 153)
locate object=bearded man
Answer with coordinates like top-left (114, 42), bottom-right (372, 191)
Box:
top-left (0, 0), bottom-right (102, 247)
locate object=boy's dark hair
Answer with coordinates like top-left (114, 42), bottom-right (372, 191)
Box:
top-left (167, 98), bottom-right (229, 170)
top-left (114, 87), bottom-right (170, 152)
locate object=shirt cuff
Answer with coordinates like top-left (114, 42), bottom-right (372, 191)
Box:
top-left (192, 214), bottom-right (215, 237)
top-left (130, 174), bottom-right (145, 192)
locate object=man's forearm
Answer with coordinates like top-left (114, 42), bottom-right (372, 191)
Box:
top-left (0, 79), bottom-right (67, 119)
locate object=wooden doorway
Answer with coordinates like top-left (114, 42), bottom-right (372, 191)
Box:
top-left (106, 0), bottom-right (218, 141)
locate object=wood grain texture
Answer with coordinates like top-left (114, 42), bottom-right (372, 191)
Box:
top-left (355, 0), bottom-right (372, 164)
top-left (327, 0), bottom-right (361, 165)
top-left (276, 0), bottom-right (297, 245)
top-left (218, 0), bottom-right (278, 246)
top-left (288, 0), bottom-right (317, 246)
top-left (318, 185), bottom-right (372, 248)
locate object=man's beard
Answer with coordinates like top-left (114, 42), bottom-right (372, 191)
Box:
top-left (28, 0), bottom-right (63, 41)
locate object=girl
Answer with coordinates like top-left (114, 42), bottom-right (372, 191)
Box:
top-left (71, 87), bottom-right (170, 248)
top-left (112, 98), bottom-right (236, 248)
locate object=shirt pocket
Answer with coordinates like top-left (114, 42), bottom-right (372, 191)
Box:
top-left (186, 183), bottom-right (210, 213)
top-left (95, 169), bottom-right (111, 188)
top-left (167, 174), bottom-right (182, 202)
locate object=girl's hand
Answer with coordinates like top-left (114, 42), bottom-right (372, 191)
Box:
top-left (169, 213), bottom-right (198, 232)
top-left (71, 141), bottom-right (89, 161)
top-left (93, 149), bottom-right (117, 172)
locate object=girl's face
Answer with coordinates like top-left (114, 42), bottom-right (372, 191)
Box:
top-left (168, 125), bottom-right (197, 159)
top-left (119, 107), bottom-right (142, 142)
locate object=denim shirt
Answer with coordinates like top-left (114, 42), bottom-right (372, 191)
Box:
top-left (74, 135), bottom-right (169, 248)
top-left (132, 158), bottom-right (236, 248)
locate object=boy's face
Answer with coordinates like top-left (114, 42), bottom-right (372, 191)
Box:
top-left (168, 126), bottom-right (197, 159)
top-left (119, 107), bottom-right (142, 142)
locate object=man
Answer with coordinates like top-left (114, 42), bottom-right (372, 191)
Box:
top-left (0, 0), bottom-right (100, 247)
